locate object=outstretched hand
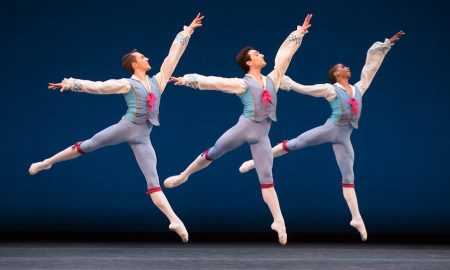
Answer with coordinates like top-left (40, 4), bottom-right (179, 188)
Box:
top-left (48, 82), bottom-right (68, 92)
top-left (189, 12), bottom-right (204, 30)
top-left (389, 30), bottom-right (405, 44)
top-left (169, 76), bottom-right (183, 85)
top-left (301, 14), bottom-right (313, 32)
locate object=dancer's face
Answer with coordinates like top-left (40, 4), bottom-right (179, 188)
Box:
top-left (334, 63), bottom-right (351, 80)
top-left (246, 49), bottom-right (267, 69)
top-left (132, 52), bottom-right (151, 72)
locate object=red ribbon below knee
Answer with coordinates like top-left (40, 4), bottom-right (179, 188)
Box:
top-left (260, 183), bottom-right (274, 189)
top-left (281, 140), bottom-right (291, 152)
top-left (201, 148), bottom-right (213, 161)
top-left (71, 142), bottom-right (85, 154)
top-left (146, 186), bottom-right (162, 194)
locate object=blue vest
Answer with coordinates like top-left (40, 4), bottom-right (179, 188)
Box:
top-left (123, 77), bottom-right (161, 126)
top-left (239, 75), bottom-right (277, 122)
top-left (328, 85), bottom-right (362, 129)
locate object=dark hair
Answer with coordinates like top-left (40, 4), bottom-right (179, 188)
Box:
top-left (236, 46), bottom-right (254, 73)
top-left (327, 64), bottom-right (339, 83)
top-left (121, 49), bottom-right (138, 74)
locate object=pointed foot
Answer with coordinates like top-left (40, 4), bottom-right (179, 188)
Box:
top-left (164, 175), bottom-right (188, 189)
top-left (169, 222), bottom-right (189, 243)
top-left (350, 219), bottom-right (367, 241)
top-left (271, 221), bottom-right (287, 245)
top-left (29, 161), bottom-right (52, 175)
top-left (239, 160), bottom-right (254, 173)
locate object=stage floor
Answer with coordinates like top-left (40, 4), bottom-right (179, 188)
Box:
top-left (1, 241), bottom-right (449, 270)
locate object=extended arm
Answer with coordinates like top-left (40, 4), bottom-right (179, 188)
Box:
top-left (280, 75), bottom-right (336, 101)
top-left (169, 74), bottom-right (246, 95)
top-left (356, 30), bottom-right (405, 94)
top-left (49, 78), bottom-right (131, 94)
top-left (155, 13), bottom-right (204, 93)
top-left (268, 14), bottom-right (312, 90)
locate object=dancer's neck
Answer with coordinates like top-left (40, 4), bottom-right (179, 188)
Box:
top-left (133, 70), bottom-right (147, 82)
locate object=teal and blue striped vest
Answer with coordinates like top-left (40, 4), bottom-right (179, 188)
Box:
top-left (239, 75), bottom-right (277, 122)
top-left (328, 85), bottom-right (362, 129)
top-left (123, 77), bottom-right (161, 126)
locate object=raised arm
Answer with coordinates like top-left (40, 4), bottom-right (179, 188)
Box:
top-left (169, 74), bottom-right (246, 95)
top-left (356, 30), bottom-right (405, 95)
top-left (268, 14), bottom-right (312, 90)
top-left (49, 78), bottom-right (130, 94)
top-left (280, 75), bottom-right (336, 101)
top-left (155, 13), bottom-right (204, 93)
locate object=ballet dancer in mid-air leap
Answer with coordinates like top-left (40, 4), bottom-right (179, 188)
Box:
top-left (164, 14), bottom-right (313, 245)
top-left (28, 13), bottom-right (205, 243)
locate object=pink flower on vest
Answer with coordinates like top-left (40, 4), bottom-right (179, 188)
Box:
top-left (147, 93), bottom-right (157, 112)
top-left (349, 98), bottom-right (359, 115)
top-left (261, 89), bottom-right (273, 106)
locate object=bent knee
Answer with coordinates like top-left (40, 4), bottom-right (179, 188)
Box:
top-left (287, 136), bottom-right (312, 150)
top-left (342, 175), bottom-right (355, 185)
top-left (206, 146), bottom-right (224, 160)
top-left (258, 171), bottom-right (273, 185)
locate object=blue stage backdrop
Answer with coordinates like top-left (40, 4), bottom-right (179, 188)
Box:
top-left (1, 0), bottom-right (449, 237)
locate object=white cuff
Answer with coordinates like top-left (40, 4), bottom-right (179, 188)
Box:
top-left (183, 25), bottom-right (194, 35)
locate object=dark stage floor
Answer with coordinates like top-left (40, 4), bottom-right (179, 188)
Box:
top-left (1, 241), bottom-right (449, 270)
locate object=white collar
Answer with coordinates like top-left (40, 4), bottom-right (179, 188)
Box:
top-left (246, 74), bottom-right (267, 88)
top-left (131, 75), bottom-right (151, 92)
top-left (334, 82), bottom-right (355, 98)
top-left (131, 74), bottom-right (149, 81)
